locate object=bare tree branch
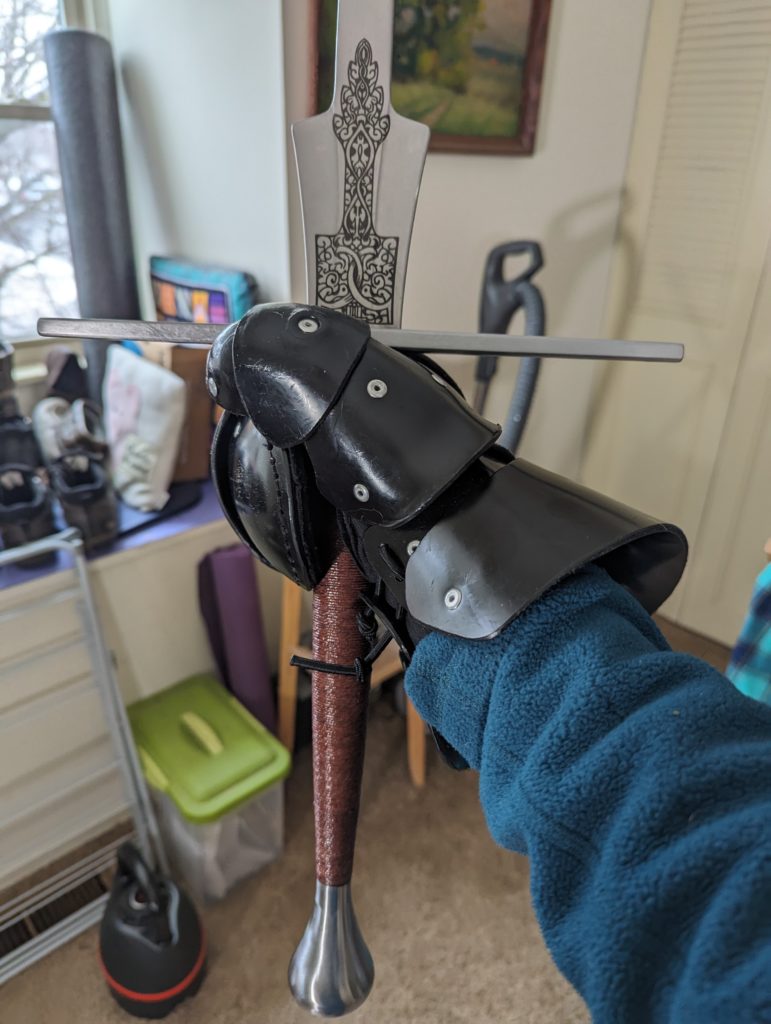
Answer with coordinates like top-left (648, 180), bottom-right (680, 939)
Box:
top-left (0, 0), bottom-right (77, 337)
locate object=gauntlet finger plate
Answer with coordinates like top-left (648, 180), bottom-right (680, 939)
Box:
top-left (404, 459), bottom-right (688, 640)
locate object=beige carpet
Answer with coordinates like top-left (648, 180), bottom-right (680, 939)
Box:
top-left (2, 699), bottom-right (587, 1024)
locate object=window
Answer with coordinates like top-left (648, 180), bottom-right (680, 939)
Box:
top-left (0, 0), bottom-right (79, 342)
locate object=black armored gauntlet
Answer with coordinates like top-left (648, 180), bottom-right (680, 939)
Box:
top-left (209, 302), bottom-right (687, 657)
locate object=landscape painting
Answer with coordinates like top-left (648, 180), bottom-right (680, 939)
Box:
top-left (314, 0), bottom-right (552, 154)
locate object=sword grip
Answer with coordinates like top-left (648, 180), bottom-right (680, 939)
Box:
top-left (311, 550), bottom-right (370, 886)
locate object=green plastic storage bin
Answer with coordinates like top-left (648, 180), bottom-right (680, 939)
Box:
top-left (129, 674), bottom-right (290, 901)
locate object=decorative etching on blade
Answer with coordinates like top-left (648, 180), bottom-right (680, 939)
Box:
top-left (315, 38), bottom-right (397, 325)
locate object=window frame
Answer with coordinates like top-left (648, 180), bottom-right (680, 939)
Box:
top-left (0, 0), bottom-right (107, 359)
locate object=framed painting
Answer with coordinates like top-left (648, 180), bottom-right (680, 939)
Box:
top-left (313, 0), bottom-right (552, 155)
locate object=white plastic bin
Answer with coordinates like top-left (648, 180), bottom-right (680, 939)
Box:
top-left (129, 674), bottom-right (291, 902)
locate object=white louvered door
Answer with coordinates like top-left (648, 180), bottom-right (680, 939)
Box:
top-left (675, 239), bottom-right (771, 642)
top-left (581, 0), bottom-right (771, 641)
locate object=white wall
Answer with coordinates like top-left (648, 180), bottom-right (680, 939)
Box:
top-left (105, 0), bottom-right (651, 471)
top-left (107, 0), bottom-right (291, 311)
top-left (101, 0), bottom-right (651, 467)
top-left (283, 0), bottom-right (651, 477)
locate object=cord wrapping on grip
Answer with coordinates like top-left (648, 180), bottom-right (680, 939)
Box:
top-left (311, 550), bottom-right (371, 887)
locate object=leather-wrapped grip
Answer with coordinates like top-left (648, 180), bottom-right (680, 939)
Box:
top-left (311, 550), bottom-right (370, 887)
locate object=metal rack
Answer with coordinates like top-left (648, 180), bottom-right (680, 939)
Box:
top-left (0, 529), bottom-right (165, 984)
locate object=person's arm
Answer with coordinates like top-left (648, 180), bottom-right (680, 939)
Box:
top-left (405, 565), bottom-right (771, 1024)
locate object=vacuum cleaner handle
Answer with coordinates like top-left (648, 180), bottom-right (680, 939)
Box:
top-left (478, 240), bottom-right (544, 333)
top-left (474, 241), bottom-right (545, 416)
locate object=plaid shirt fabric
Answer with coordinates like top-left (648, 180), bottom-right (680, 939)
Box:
top-left (727, 562), bottom-right (771, 705)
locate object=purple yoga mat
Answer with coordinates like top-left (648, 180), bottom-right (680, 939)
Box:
top-left (198, 545), bottom-right (276, 732)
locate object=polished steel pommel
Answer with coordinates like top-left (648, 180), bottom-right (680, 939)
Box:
top-left (289, 882), bottom-right (374, 1016)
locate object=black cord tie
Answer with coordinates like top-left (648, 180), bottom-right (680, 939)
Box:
top-left (290, 653), bottom-right (369, 684)
top-left (288, 590), bottom-right (394, 683)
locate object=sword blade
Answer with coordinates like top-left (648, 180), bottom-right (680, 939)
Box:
top-left (373, 328), bottom-right (684, 363)
top-left (37, 317), bottom-right (221, 345)
top-left (291, 0), bottom-right (429, 329)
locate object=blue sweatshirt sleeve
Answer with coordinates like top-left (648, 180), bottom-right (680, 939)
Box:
top-left (404, 565), bottom-right (771, 1024)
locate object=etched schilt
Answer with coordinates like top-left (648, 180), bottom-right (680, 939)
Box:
top-left (316, 39), bottom-right (398, 325)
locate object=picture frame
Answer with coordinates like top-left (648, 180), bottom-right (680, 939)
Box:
top-left (312, 0), bottom-right (552, 156)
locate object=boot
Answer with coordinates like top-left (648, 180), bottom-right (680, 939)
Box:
top-left (45, 346), bottom-right (89, 403)
top-left (0, 415), bottom-right (43, 469)
top-left (49, 453), bottom-right (118, 550)
top-left (0, 466), bottom-right (56, 565)
top-left (33, 397), bottom-right (108, 465)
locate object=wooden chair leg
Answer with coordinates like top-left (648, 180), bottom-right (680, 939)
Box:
top-left (370, 640), bottom-right (403, 689)
top-left (278, 579), bottom-right (303, 753)
top-left (406, 697), bottom-right (426, 788)
top-left (369, 642), bottom-right (425, 787)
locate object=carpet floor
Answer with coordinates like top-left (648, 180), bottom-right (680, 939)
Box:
top-left (1, 697), bottom-right (587, 1024)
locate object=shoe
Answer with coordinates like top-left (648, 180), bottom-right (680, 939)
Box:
top-left (0, 465), bottom-right (56, 564)
top-left (0, 415), bottom-right (43, 469)
top-left (33, 397), bottom-right (108, 465)
top-left (59, 399), bottom-right (108, 459)
top-left (45, 345), bottom-right (89, 402)
top-left (32, 397), bottom-right (71, 464)
top-left (49, 453), bottom-right (118, 549)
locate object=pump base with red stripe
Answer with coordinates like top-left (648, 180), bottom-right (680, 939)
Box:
top-left (99, 843), bottom-right (206, 1019)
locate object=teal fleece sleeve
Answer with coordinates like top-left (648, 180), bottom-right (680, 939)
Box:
top-left (405, 565), bottom-right (771, 1023)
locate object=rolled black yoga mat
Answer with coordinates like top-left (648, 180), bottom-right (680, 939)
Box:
top-left (44, 29), bottom-right (141, 403)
